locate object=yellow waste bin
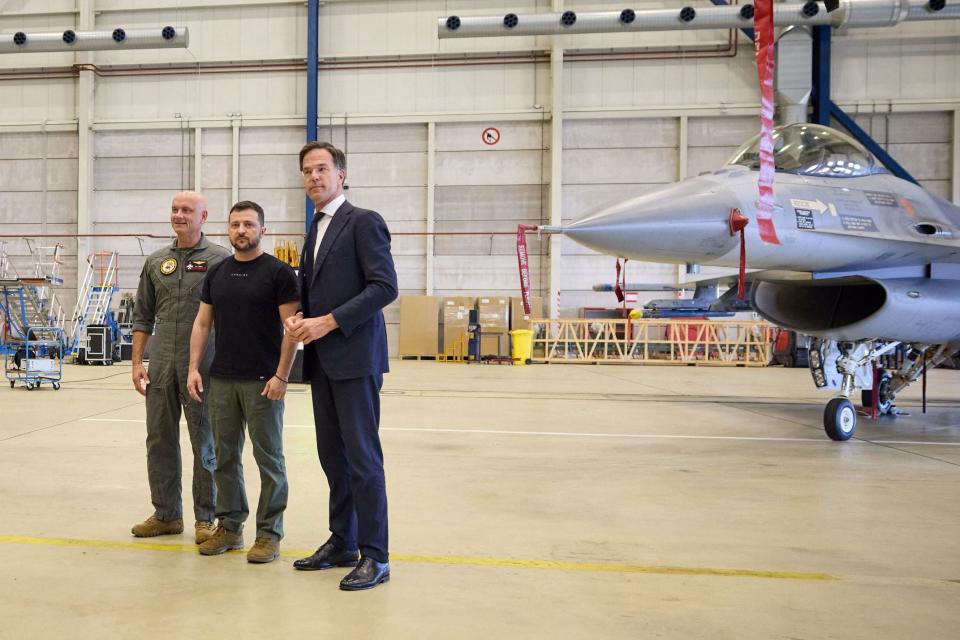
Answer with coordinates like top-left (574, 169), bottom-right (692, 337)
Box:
top-left (509, 329), bottom-right (533, 365)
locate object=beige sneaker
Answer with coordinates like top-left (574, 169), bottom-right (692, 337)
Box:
top-left (131, 515), bottom-right (184, 538)
top-left (195, 520), bottom-right (217, 545)
top-left (247, 537), bottom-right (281, 564)
top-left (198, 525), bottom-right (244, 556)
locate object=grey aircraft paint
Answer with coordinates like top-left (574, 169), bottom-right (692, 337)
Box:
top-left (549, 123), bottom-right (960, 440)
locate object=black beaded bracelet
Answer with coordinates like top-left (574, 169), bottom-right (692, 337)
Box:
top-left (274, 375), bottom-right (289, 384)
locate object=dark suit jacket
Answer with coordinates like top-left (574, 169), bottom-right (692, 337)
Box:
top-left (300, 200), bottom-right (398, 381)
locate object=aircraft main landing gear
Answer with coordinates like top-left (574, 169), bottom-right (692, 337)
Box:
top-left (812, 339), bottom-right (955, 441)
top-left (811, 339), bottom-right (901, 441)
top-left (861, 369), bottom-right (894, 415)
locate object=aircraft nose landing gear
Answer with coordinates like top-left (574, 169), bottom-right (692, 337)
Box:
top-left (824, 397), bottom-right (857, 441)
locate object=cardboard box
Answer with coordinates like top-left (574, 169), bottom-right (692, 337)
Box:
top-left (398, 295), bottom-right (441, 356)
top-left (510, 296), bottom-right (544, 330)
top-left (440, 296), bottom-right (475, 352)
top-left (477, 296), bottom-right (509, 330)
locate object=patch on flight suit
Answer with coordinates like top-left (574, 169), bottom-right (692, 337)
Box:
top-left (160, 258), bottom-right (178, 275)
top-left (185, 260), bottom-right (208, 272)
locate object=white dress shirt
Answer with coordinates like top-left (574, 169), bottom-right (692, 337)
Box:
top-left (313, 193), bottom-right (347, 264)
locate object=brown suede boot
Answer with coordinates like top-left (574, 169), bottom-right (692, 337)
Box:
top-left (247, 537), bottom-right (280, 564)
top-left (195, 520), bottom-right (217, 544)
top-left (131, 515), bottom-right (184, 538)
top-left (198, 525), bottom-right (244, 556)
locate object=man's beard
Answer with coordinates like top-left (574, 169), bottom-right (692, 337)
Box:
top-left (231, 236), bottom-right (260, 252)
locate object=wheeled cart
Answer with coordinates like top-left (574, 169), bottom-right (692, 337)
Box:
top-left (5, 326), bottom-right (64, 390)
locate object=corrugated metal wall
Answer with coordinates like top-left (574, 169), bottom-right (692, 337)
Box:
top-left (2, 0), bottom-right (960, 354)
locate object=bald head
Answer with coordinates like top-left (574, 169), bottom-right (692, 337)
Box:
top-left (173, 190), bottom-right (207, 212)
top-left (170, 191), bottom-right (209, 247)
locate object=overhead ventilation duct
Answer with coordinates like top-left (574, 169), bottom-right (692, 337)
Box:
top-left (438, 1), bottom-right (960, 38)
top-left (0, 26), bottom-right (188, 54)
top-left (910, 0), bottom-right (960, 18)
top-left (440, 4), bottom-right (793, 37)
top-left (775, 27), bottom-right (813, 125)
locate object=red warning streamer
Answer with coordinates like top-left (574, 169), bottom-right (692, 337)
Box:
top-left (516, 224), bottom-right (538, 316)
top-left (614, 258), bottom-right (628, 303)
top-left (754, 0), bottom-right (781, 245)
top-left (729, 208), bottom-right (749, 300)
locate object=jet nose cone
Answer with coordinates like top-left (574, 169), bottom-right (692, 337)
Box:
top-left (562, 177), bottom-right (740, 262)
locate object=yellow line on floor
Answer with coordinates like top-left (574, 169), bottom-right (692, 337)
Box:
top-left (394, 553), bottom-right (837, 581)
top-left (0, 533), bottom-right (836, 581)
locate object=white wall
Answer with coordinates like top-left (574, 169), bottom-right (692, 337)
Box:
top-left (3, 0), bottom-right (960, 353)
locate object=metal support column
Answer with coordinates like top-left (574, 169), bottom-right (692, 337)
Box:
top-left (193, 127), bottom-right (203, 190)
top-left (76, 0), bottom-right (95, 294)
top-left (548, 0), bottom-right (564, 320)
top-left (426, 121), bottom-right (436, 295)
top-left (305, 0), bottom-right (319, 232)
top-left (953, 109), bottom-right (960, 205)
top-left (829, 101), bottom-right (917, 184)
top-left (811, 25), bottom-right (831, 125)
top-left (677, 115), bottom-right (688, 285)
top-left (231, 118), bottom-right (240, 205)
top-left (812, 23), bottom-right (916, 184)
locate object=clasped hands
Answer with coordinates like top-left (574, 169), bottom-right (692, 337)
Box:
top-left (284, 312), bottom-right (338, 345)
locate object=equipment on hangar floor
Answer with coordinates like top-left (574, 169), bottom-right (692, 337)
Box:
top-left (772, 329), bottom-right (810, 369)
top-left (82, 325), bottom-right (115, 366)
top-left (273, 240), bottom-right (300, 268)
top-left (400, 295), bottom-right (540, 364)
top-left (1, 242), bottom-right (69, 368)
top-left (538, 122), bottom-right (960, 441)
top-left (5, 326), bottom-right (64, 391)
top-left (531, 317), bottom-right (774, 366)
top-left (1, 245), bottom-right (132, 373)
top-left (69, 251), bottom-right (129, 365)
top-left (591, 282), bottom-right (739, 320)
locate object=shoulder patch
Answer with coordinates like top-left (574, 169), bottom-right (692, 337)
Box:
top-left (160, 257), bottom-right (178, 275)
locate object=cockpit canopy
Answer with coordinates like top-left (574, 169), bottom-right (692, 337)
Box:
top-left (727, 123), bottom-right (884, 178)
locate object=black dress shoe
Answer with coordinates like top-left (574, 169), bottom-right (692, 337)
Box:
top-left (293, 542), bottom-right (359, 571)
top-left (339, 557), bottom-right (390, 591)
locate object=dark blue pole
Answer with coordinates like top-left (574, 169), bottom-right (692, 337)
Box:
top-left (828, 100), bottom-right (918, 184)
top-left (811, 25), bottom-right (831, 125)
top-left (305, 0), bottom-right (319, 232)
top-left (810, 24), bottom-right (914, 182)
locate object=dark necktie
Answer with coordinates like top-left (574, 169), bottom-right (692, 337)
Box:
top-left (305, 211), bottom-right (326, 279)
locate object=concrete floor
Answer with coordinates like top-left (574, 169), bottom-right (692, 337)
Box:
top-left (0, 360), bottom-right (958, 639)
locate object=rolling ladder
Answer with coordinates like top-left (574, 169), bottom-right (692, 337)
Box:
top-left (68, 251), bottom-right (121, 356)
top-left (0, 242), bottom-right (67, 350)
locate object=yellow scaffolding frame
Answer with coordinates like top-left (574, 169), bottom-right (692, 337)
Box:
top-left (530, 318), bottom-right (774, 366)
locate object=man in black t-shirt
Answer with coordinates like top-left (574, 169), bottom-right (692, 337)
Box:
top-left (186, 200), bottom-right (300, 564)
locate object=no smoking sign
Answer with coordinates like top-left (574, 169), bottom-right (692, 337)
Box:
top-left (482, 127), bottom-right (500, 145)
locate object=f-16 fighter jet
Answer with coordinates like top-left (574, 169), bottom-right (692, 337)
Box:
top-left (550, 122), bottom-right (960, 441)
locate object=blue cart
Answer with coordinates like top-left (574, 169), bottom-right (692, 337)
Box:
top-left (5, 326), bottom-right (64, 390)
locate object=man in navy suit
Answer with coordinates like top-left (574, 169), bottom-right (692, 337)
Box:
top-left (286, 141), bottom-right (398, 591)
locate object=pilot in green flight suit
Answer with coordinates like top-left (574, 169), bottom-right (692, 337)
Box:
top-left (130, 191), bottom-right (231, 544)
